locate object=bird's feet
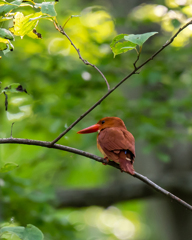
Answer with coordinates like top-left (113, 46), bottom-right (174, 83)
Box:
top-left (102, 157), bottom-right (109, 165)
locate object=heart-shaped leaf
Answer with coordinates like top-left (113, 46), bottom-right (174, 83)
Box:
top-left (35, 2), bottom-right (57, 17)
top-left (124, 32), bottom-right (158, 46)
top-left (110, 34), bottom-right (137, 57)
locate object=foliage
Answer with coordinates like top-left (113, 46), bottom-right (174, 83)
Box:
top-left (110, 32), bottom-right (158, 57)
top-left (110, 34), bottom-right (137, 57)
top-left (0, 224), bottom-right (44, 240)
top-left (1, 0), bottom-right (192, 239)
top-left (0, 0), bottom-right (57, 55)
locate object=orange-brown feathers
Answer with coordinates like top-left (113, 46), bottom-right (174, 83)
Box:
top-left (78, 117), bottom-right (135, 175)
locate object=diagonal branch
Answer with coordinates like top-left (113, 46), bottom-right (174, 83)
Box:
top-left (0, 137), bottom-right (192, 211)
top-left (53, 22), bottom-right (110, 91)
top-left (50, 19), bottom-right (192, 145)
top-left (133, 46), bottom-right (142, 71)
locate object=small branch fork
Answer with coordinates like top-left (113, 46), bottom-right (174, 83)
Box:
top-left (133, 45), bottom-right (142, 71)
top-left (0, 137), bottom-right (192, 211)
top-left (53, 22), bottom-right (110, 91)
top-left (51, 19), bottom-right (192, 145)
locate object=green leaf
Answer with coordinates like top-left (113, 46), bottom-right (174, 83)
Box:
top-left (29, 14), bottom-right (54, 22)
top-left (0, 16), bottom-right (13, 22)
top-left (20, 3), bottom-right (33, 8)
top-left (0, 28), bottom-right (14, 40)
top-left (0, 41), bottom-right (7, 50)
top-left (41, 2), bottom-right (56, 16)
top-left (110, 34), bottom-right (127, 48)
top-left (124, 32), bottom-right (158, 46)
top-left (0, 37), bottom-right (8, 50)
top-left (35, 2), bottom-right (57, 17)
top-left (0, 224), bottom-right (44, 240)
top-left (2, 41), bottom-right (14, 55)
top-left (112, 42), bottom-right (136, 57)
top-left (0, 162), bottom-right (19, 173)
top-left (0, 0), bottom-right (17, 4)
top-left (23, 0), bottom-right (35, 3)
top-left (0, 36), bottom-right (9, 43)
top-left (11, 12), bottom-right (42, 37)
top-left (110, 34), bottom-right (137, 57)
top-left (0, 0), bottom-right (23, 16)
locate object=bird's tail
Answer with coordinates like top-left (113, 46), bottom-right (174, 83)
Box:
top-left (119, 158), bottom-right (135, 175)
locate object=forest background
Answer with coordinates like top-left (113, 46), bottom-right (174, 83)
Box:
top-left (1, 0), bottom-right (192, 239)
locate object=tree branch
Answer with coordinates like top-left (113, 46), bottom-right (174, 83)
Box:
top-left (0, 137), bottom-right (192, 211)
top-left (51, 19), bottom-right (192, 145)
top-left (133, 46), bottom-right (142, 71)
top-left (53, 22), bottom-right (110, 91)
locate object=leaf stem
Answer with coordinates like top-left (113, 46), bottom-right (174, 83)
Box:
top-left (62, 16), bottom-right (72, 29)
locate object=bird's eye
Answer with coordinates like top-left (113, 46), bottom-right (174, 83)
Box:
top-left (101, 120), bottom-right (105, 124)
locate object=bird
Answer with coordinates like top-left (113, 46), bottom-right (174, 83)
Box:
top-left (77, 117), bottom-right (135, 175)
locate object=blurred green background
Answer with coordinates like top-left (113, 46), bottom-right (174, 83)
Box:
top-left (1, 0), bottom-right (192, 239)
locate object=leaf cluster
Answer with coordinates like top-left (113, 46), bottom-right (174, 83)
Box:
top-left (0, 0), bottom-right (57, 56)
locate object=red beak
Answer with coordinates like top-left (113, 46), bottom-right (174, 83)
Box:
top-left (77, 124), bottom-right (100, 134)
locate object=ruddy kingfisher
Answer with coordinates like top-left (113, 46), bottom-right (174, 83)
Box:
top-left (77, 117), bottom-right (135, 175)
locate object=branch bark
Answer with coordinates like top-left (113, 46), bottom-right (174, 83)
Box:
top-left (0, 137), bottom-right (192, 211)
top-left (51, 19), bottom-right (192, 145)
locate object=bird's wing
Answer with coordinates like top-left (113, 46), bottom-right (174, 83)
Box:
top-left (98, 127), bottom-right (135, 160)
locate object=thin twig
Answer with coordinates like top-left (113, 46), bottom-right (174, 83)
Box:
top-left (133, 54), bottom-right (140, 71)
top-left (133, 46), bottom-right (142, 71)
top-left (53, 22), bottom-right (110, 91)
top-left (0, 137), bottom-right (191, 211)
top-left (50, 19), bottom-right (192, 145)
top-left (134, 172), bottom-right (192, 210)
top-left (63, 15), bottom-right (79, 29)
top-left (62, 16), bottom-right (72, 29)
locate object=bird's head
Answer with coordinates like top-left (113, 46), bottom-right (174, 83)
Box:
top-left (77, 117), bottom-right (126, 134)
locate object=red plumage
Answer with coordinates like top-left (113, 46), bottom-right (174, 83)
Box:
top-left (78, 117), bottom-right (135, 175)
